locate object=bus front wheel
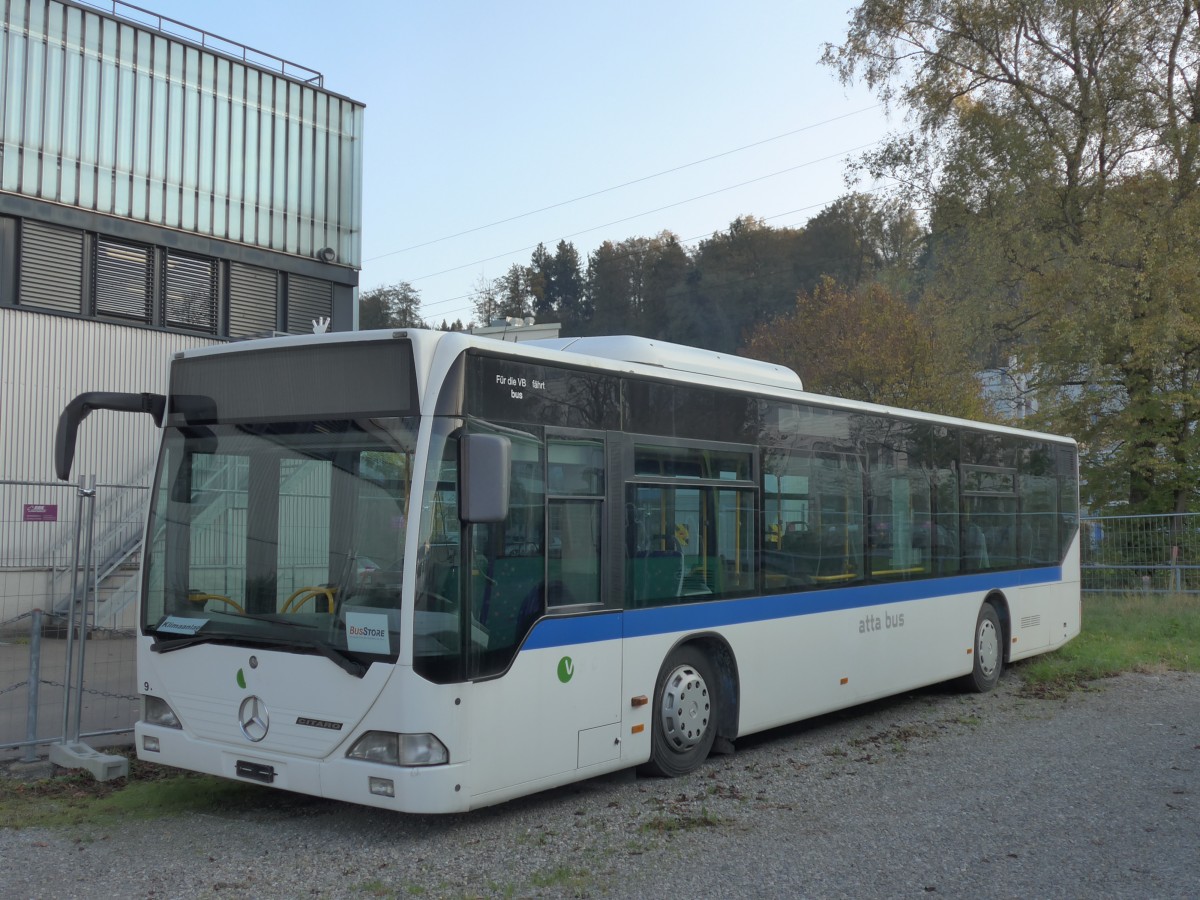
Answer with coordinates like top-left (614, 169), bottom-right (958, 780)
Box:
top-left (643, 645), bottom-right (718, 777)
top-left (964, 602), bottom-right (1004, 693)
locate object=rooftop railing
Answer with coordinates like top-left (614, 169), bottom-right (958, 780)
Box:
top-left (78, 0), bottom-right (324, 87)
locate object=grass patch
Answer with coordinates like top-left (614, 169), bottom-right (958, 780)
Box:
top-left (1018, 592), bottom-right (1200, 695)
top-left (640, 807), bottom-right (726, 833)
top-left (0, 752), bottom-right (298, 830)
top-left (529, 866), bottom-right (592, 892)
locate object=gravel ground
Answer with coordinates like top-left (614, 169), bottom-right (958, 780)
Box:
top-left (1, 670), bottom-right (1197, 899)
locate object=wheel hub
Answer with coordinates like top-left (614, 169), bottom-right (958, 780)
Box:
top-left (977, 618), bottom-right (999, 677)
top-left (660, 664), bottom-right (711, 751)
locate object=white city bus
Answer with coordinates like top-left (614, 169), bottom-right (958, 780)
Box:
top-left (56, 329), bottom-right (1080, 813)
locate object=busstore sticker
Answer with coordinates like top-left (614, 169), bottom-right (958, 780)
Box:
top-left (346, 611), bottom-right (391, 655)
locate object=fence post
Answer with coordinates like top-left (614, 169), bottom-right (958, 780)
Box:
top-left (59, 477), bottom-right (89, 742)
top-left (22, 609), bottom-right (43, 763)
top-left (48, 474), bottom-right (127, 780)
top-left (70, 475), bottom-right (98, 743)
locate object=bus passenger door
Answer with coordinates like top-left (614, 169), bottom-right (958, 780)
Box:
top-left (464, 432), bottom-right (622, 801)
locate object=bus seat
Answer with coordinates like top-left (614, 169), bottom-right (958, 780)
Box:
top-left (478, 556), bottom-right (545, 649)
top-left (630, 549), bottom-right (685, 606)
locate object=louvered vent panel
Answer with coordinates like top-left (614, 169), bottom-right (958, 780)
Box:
top-left (19, 221), bottom-right (84, 313)
top-left (286, 275), bottom-right (332, 334)
top-left (163, 252), bottom-right (217, 333)
top-left (94, 237), bottom-right (153, 321)
top-left (228, 263), bottom-right (278, 337)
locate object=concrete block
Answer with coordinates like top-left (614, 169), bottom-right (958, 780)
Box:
top-left (48, 741), bottom-right (129, 781)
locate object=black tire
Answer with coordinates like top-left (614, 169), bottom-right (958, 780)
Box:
top-left (964, 602), bottom-right (1004, 693)
top-left (642, 644), bottom-right (718, 777)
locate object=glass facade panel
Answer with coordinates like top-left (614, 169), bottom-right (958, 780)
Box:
top-left (20, 1), bottom-right (43, 192)
top-left (60, 7), bottom-right (82, 206)
top-left (147, 35), bottom-right (167, 223)
top-left (131, 32), bottom-right (152, 219)
top-left (212, 59), bottom-right (229, 238)
top-left (298, 87), bottom-right (314, 249)
top-left (0, 1), bottom-right (363, 262)
top-left (41, 10), bottom-right (64, 202)
top-left (285, 81), bottom-right (301, 252)
top-left (227, 63), bottom-right (245, 243)
top-left (76, 14), bottom-right (97, 207)
top-left (241, 67), bottom-right (259, 243)
top-left (197, 53), bottom-right (215, 235)
top-left (180, 46), bottom-right (199, 232)
top-left (312, 92), bottom-right (328, 248)
top-left (94, 18), bottom-right (117, 213)
top-left (113, 24), bottom-right (135, 217)
top-left (4, 15), bottom-right (27, 191)
top-left (257, 73), bottom-right (274, 247)
top-left (164, 41), bottom-right (183, 227)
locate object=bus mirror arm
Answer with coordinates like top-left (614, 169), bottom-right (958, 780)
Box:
top-left (55, 391), bottom-right (167, 481)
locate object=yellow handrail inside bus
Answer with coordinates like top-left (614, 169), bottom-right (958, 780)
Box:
top-left (281, 586), bottom-right (336, 613)
top-left (186, 591), bottom-right (245, 614)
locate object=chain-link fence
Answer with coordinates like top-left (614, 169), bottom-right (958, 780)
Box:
top-left (1, 477), bottom-right (146, 761)
top-left (1080, 513), bottom-right (1200, 593)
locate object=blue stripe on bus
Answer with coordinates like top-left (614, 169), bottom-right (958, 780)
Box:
top-left (521, 566), bottom-right (1063, 650)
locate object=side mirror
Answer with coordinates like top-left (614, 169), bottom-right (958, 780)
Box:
top-left (55, 392), bottom-right (166, 481)
top-left (460, 433), bottom-right (510, 523)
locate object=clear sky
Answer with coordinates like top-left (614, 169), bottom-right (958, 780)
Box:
top-left (141, 1), bottom-right (893, 327)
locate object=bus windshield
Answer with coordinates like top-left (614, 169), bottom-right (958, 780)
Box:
top-left (142, 417), bottom-right (417, 671)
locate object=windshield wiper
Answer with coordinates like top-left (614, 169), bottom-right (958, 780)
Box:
top-left (150, 629), bottom-right (367, 678)
top-left (151, 632), bottom-right (262, 653)
top-left (307, 638), bottom-right (368, 678)
top-left (237, 612), bottom-right (318, 628)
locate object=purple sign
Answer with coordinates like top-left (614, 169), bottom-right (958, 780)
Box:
top-left (23, 504), bottom-right (58, 522)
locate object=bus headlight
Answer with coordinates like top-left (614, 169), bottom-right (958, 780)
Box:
top-left (142, 695), bottom-right (181, 729)
top-left (347, 731), bottom-right (449, 766)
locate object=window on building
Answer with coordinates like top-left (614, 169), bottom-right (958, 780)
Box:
top-left (93, 236), bottom-right (153, 322)
top-left (163, 251), bottom-right (217, 332)
top-left (10, 216), bottom-right (331, 339)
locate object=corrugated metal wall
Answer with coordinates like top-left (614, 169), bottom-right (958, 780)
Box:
top-left (0, 307), bottom-right (219, 567)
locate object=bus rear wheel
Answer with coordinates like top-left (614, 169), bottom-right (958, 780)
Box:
top-left (643, 645), bottom-right (718, 777)
top-left (964, 601), bottom-right (1004, 693)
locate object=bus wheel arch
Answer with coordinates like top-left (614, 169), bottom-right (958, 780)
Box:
top-left (964, 593), bottom-right (1008, 693)
top-left (986, 591), bottom-right (1012, 663)
top-left (641, 634), bottom-right (739, 777)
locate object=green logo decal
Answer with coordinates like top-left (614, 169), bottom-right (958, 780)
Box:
top-left (236, 668), bottom-right (247, 689)
top-left (556, 656), bottom-right (575, 684)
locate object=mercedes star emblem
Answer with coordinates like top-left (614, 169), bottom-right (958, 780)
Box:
top-left (238, 695), bottom-right (269, 742)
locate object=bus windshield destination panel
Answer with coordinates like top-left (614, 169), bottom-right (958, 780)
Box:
top-left (57, 330), bottom-right (1078, 814)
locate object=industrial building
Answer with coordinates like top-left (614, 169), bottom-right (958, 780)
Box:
top-left (0, 0), bottom-right (364, 626)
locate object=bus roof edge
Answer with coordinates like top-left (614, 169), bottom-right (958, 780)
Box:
top-left (525, 335), bottom-right (803, 391)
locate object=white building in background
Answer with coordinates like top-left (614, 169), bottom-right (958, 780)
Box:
top-left (979, 361), bottom-right (1039, 421)
top-left (0, 0), bottom-right (364, 627)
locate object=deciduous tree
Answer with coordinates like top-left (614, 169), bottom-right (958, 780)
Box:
top-left (825, 0), bottom-right (1200, 510)
top-left (359, 281), bottom-right (424, 329)
top-left (745, 277), bottom-right (986, 418)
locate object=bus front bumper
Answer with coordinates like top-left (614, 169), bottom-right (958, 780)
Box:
top-left (135, 722), bottom-right (472, 814)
